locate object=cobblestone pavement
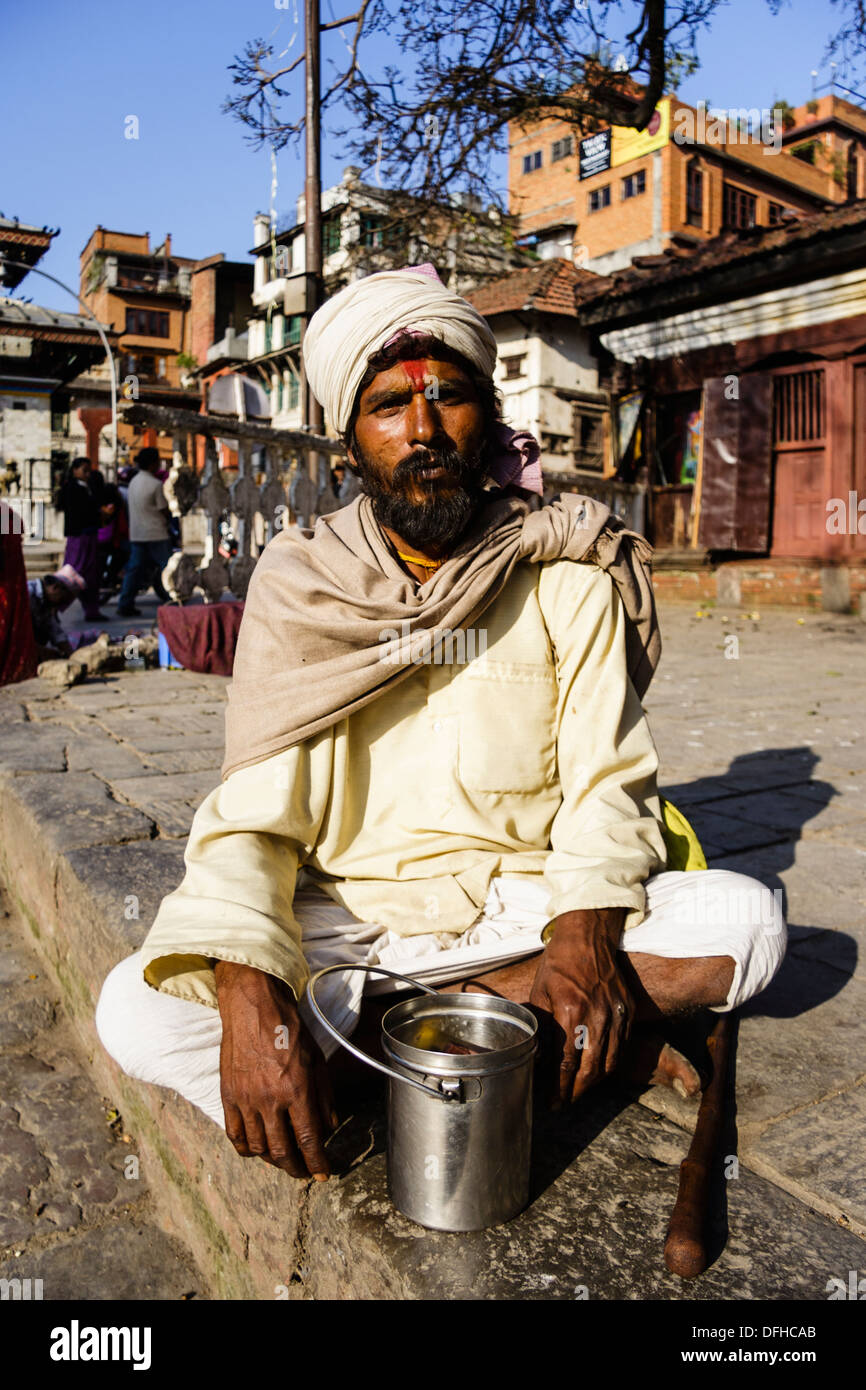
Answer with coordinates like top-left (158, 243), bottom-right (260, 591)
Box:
top-left (0, 598), bottom-right (863, 1295)
top-left (0, 882), bottom-right (209, 1299)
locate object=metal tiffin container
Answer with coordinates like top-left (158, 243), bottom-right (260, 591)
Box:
top-left (306, 964), bottom-right (537, 1233)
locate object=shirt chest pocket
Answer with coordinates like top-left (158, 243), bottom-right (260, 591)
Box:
top-left (457, 661), bottom-right (559, 794)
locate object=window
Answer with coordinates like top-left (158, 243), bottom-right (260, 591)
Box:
top-left (501, 355), bottom-right (526, 380)
top-left (157, 357), bottom-right (166, 379)
top-left (773, 369), bottom-right (824, 444)
top-left (847, 148), bottom-right (860, 200)
top-left (322, 213), bottom-right (342, 257)
top-left (551, 136), bottom-right (573, 162)
top-left (124, 308), bottom-right (169, 337)
top-left (621, 169), bottom-right (646, 199)
top-left (723, 183), bottom-right (756, 229)
top-left (285, 315), bottom-right (302, 346)
top-left (522, 150), bottom-right (543, 174)
top-left (686, 162), bottom-right (703, 227)
top-left (285, 373), bottom-right (300, 410)
top-left (768, 201), bottom-right (787, 225)
top-left (588, 185), bottom-right (611, 212)
top-left (360, 212), bottom-right (401, 248)
top-left (573, 411), bottom-right (605, 470)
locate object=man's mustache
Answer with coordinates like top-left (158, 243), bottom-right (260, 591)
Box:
top-left (392, 446), bottom-right (480, 487)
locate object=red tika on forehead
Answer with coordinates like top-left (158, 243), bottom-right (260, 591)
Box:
top-left (400, 359), bottom-right (429, 391)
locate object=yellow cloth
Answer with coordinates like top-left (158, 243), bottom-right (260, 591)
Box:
top-left (140, 560), bottom-right (669, 1007)
top-left (659, 798), bottom-right (707, 872)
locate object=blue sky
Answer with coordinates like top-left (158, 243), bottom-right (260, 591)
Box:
top-left (1, 0), bottom-right (857, 311)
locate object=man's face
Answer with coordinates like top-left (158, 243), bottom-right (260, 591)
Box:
top-left (73, 461), bottom-right (91, 481)
top-left (347, 356), bottom-right (488, 550)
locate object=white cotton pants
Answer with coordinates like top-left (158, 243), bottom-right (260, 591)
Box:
top-left (95, 869), bottom-right (786, 1129)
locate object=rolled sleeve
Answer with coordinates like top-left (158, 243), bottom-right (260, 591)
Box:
top-left (140, 730), bottom-right (333, 1006)
top-left (537, 560), bottom-right (668, 932)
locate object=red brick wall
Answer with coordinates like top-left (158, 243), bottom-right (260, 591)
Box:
top-left (653, 563), bottom-right (866, 609)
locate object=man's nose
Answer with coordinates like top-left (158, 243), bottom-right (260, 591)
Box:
top-left (405, 389), bottom-right (441, 446)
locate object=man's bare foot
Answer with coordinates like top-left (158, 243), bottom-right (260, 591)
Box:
top-left (618, 1028), bottom-right (704, 1099)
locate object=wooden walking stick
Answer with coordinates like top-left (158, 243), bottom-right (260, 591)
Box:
top-left (664, 1011), bottom-right (735, 1278)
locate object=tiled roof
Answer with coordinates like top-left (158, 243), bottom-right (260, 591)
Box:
top-left (576, 198), bottom-right (866, 314)
top-left (466, 257), bottom-right (597, 318)
top-left (0, 296), bottom-right (113, 335)
top-left (0, 216), bottom-right (55, 236)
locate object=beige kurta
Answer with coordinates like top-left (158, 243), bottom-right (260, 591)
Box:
top-left (140, 558), bottom-right (669, 1007)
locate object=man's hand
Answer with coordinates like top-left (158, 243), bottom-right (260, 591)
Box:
top-left (529, 907), bottom-right (633, 1106)
top-left (214, 960), bottom-right (337, 1180)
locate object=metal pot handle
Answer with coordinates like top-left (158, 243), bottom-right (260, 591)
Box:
top-left (306, 963), bottom-right (462, 1102)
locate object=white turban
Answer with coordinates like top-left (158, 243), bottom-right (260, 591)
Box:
top-left (302, 264), bottom-right (498, 435)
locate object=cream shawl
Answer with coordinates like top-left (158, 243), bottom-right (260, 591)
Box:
top-left (222, 491), bottom-right (659, 778)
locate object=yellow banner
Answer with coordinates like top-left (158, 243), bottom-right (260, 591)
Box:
top-left (611, 96), bottom-right (671, 167)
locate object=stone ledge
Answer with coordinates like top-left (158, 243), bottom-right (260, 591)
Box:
top-left (2, 669), bottom-right (864, 1298)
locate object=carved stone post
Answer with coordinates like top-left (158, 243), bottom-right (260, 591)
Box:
top-left (197, 437), bottom-right (231, 603)
top-left (228, 438), bottom-right (260, 599)
top-left (260, 445), bottom-right (289, 543)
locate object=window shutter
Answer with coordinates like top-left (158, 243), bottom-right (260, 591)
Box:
top-left (697, 375), bottom-right (773, 552)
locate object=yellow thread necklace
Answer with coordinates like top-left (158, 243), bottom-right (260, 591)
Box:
top-left (395, 550), bottom-right (446, 571)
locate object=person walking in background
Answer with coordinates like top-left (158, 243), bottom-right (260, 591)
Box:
top-left (56, 457), bottom-right (108, 622)
top-left (116, 448), bottom-right (174, 617)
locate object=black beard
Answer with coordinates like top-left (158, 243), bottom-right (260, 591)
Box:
top-left (353, 438), bottom-right (486, 551)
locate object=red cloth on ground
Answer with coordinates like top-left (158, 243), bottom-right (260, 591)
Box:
top-left (0, 509), bottom-right (38, 686)
top-left (157, 601), bottom-right (245, 677)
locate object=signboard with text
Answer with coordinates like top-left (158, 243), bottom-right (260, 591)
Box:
top-left (579, 129), bottom-right (612, 180)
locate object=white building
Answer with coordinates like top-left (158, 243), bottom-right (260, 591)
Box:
top-left (244, 167), bottom-right (534, 433)
top-left (466, 258), bottom-right (607, 472)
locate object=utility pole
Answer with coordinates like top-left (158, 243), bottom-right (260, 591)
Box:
top-left (302, 0), bottom-right (324, 441)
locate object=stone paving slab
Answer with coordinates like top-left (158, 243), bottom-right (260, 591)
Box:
top-left (0, 895), bottom-right (207, 1299)
top-left (0, 602), bottom-right (863, 1297)
top-left (6, 772), bottom-right (154, 852)
top-left (753, 1085), bottom-right (866, 1234)
top-left (306, 1091), bottom-right (865, 1301)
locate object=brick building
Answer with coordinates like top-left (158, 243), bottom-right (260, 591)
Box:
top-left (510, 92), bottom-right (866, 275)
top-left (575, 198), bottom-right (866, 606)
top-left (77, 229), bottom-right (253, 466)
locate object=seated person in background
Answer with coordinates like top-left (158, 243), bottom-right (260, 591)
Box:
top-left (26, 564), bottom-right (96, 660)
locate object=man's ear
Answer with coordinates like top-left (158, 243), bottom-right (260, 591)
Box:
top-left (344, 443), bottom-right (361, 476)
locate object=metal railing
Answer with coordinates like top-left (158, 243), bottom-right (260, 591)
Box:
top-left (122, 401), bottom-right (347, 602)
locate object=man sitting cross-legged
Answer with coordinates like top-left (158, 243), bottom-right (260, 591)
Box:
top-left (96, 264), bottom-right (785, 1183)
